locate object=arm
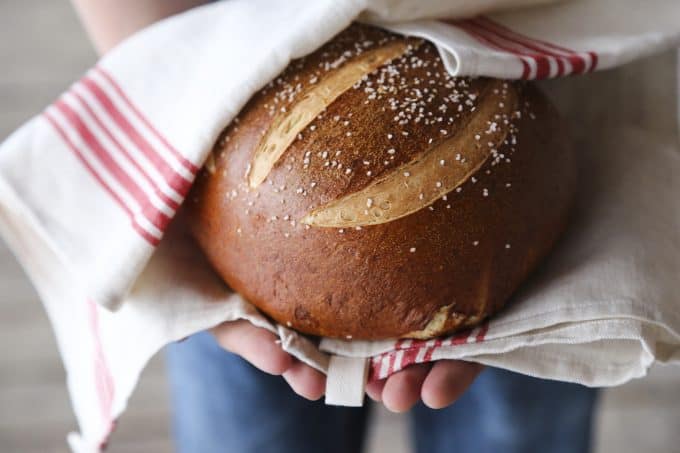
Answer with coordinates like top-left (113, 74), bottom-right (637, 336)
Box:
top-left (71, 0), bottom-right (209, 54)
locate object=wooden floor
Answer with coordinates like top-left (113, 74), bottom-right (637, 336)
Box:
top-left (0, 1), bottom-right (679, 452)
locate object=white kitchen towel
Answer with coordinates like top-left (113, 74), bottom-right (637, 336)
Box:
top-left (1, 0), bottom-right (680, 451)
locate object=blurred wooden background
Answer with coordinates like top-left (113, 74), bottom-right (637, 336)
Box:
top-left (0, 1), bottom-right (679, 452)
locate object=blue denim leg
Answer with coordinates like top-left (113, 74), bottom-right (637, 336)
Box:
top-left (410, 367), bottom-right (598, 453)
top-left (165, 331), bottom-right (370, 453)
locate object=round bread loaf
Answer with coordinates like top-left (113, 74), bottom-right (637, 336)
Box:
top-left (188, 24), bottom-right (576, 340)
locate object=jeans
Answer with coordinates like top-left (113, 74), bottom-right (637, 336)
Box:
top-left (166, 331), bottom-right (598, 453)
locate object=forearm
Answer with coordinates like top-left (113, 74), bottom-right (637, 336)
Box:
top-left (71, 0), bottom-right (209, 54)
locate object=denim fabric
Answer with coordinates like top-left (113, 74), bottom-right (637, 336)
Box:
top-left (166, 331), bottom-right (597, 453)
top-left (409, 368), bottom-right (597, 453)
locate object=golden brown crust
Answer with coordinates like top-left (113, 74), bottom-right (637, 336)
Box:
top-left (188, 24), bottom-right (576, 340)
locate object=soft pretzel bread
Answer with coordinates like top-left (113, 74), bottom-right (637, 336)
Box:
top-left (188, 24), bottom-right (576, 340)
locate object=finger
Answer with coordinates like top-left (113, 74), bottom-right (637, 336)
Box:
top-left (382, 363), bottom-right (431, 413)
top-left (211, 320), bottom-right (293, 375)
top-left (421, 360), bottom-right (484, 409)
top-left (283, 359), bottom-right (326, 401)
top-left (366, 378), bottom-right (386, 403)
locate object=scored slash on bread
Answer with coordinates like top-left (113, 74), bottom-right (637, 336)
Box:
top-left (249, 39), bottom-right (417, 189)
top-left (301, 79), bottom-right (518, 227)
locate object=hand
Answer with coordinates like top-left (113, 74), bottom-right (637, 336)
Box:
top-left (211, 320), bottom-right (326, 400)
top-left (211, 320), bottom-right (483, 410)
top-left (366, 360), bottom-right (484, 412)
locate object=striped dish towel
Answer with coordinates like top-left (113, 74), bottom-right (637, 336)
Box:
top-left (369, 325), bottom-right (491, 380)
top-left (1, 0), bottom-right (680, 451)
top-left (44, 67), bottom-right (198, 246)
